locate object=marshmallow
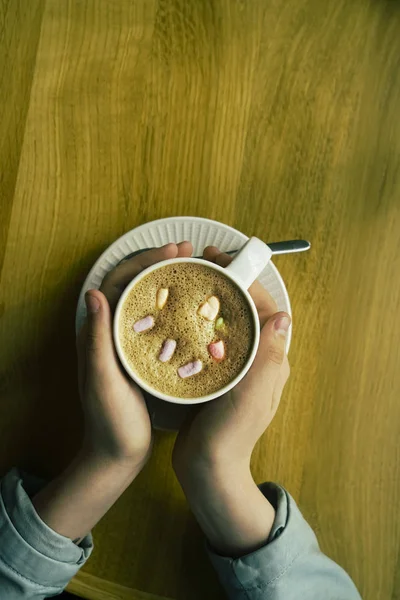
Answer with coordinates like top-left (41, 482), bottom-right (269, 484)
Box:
top-left (208, 340), bottom-right (225, 362)
top-left (156, 288), bottom-right (169, 309)
top-left (198, 296), bottom-right (220, 321)
top-left (133, 315), bottom-right (155, 333)
top-left (215, 317), bottom-right (225, 330)
top-left (158, 339), bottom-right (177, 362)
top-left (178, 360), bottom-right (203, 379)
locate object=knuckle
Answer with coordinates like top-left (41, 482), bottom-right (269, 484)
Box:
top-left (85, 329), bottom-right (100, 355)
top-left (270, 298), bottom-right (278, 313)
top-left (267, 344), bottom-right (285, 366)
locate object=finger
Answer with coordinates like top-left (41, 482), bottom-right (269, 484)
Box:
top-left (256, 312), bottom-right (290, 366)
top-left (102, 243), bottom-right (178, 291)
top-left (203, 246), bottom-right (229, 264)
top-left (100, 243), bottom-right (179, 310)
top-left (271, 355), bottom-right (290, 416)
top-left (84, 289), bottom-right (119, 385)
top-left (233, 311), bottom-right (290, 423)
top-left (110, 242), bottom-right (192, 289)
top-left (249, 281), bottom-right (278, 327)
top-left (203, 247), bottom-right (277, 326)
top-left (176, 241), bottom-right (193, 257)
top-left (251, 312), bottom-right (290, 389)
top-left (112, 242), bottom-right (192, 282)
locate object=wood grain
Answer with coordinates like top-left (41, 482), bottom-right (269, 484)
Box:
top-left (1, 1), bottom-right (400, 599)
top-left (68, 571), bottom-right (174, 600)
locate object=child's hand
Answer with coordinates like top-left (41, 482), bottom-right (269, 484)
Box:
top-left (32, 243), bottom-right (193, 541)
top-left (172, 247), bottom-right (290, 556)
top-left (173, 246), bottom-right (290, 475)
top-left (77, 242), bottom-right (193, 472)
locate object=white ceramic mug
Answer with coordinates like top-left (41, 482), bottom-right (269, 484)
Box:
top-left (113, 237), bottom-right (272, 404)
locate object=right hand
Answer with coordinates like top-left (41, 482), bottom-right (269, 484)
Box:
top-left (172, 247), bottom-right (291, 557)
top-left (77, 242), bottom-right (193, 470)
top-left (173, 246), bottom-right (291, 476)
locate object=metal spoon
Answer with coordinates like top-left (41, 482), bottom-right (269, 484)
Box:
top-left (118, 239), bottom-right (310, 264)
top-left (229, 239), bottom-right (310, 256)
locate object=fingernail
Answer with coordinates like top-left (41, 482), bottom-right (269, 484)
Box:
top-left (274, 315), bottom-right (291, 337)
top-left (85, 292), bottom-right (100, 314)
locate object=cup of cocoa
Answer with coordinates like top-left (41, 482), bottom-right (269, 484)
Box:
top-left (113, 237), bottom-right (272, 404)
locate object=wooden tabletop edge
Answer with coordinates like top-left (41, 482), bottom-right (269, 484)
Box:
top-left (67, 571), bottom-right (175, 600)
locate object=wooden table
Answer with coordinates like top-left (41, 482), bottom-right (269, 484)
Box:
top-left (1, 1), bottom-right (399, 599)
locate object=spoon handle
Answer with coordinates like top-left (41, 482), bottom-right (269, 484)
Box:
top-left (118, 239), bottom-right (311, 265)
top-left (229, 239), bottom-right (311, 256)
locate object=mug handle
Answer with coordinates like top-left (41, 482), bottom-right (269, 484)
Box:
top-left (225, 237), bottom-right (272, 289)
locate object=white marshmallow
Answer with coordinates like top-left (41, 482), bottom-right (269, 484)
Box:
top-left (198, 296), bottom-right (220, 321)
top-left (156, 288), bottom-right (169, 309)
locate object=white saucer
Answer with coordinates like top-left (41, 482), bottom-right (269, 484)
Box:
top-left (76, 216), bottom-right (292, 431)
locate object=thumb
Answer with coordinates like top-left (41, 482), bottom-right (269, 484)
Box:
top-left (250, 311), bottom-right (291, 388)
top-left (85, 290), bottom-right (117, 381)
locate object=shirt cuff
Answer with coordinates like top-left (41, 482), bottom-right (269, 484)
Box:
top-left (0, 468), bottom-right (93, 590)
top-left (264, 482), bottom-right (288, 543)
top-left (207, 482), bottom-right (318, 593)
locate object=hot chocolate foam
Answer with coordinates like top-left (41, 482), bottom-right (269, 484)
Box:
top-left (118, 263), bottom-right (254, 398)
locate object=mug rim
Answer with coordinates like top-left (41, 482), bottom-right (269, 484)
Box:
top-left (113, 257), bottom-right (261, 405)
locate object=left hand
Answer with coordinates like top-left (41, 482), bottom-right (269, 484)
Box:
top-left (32, 242), bottom-right (194, 542)
top-left (173, 246), bottom-right (290, 474)
top-left (77, 242), bottom-right (193, 472)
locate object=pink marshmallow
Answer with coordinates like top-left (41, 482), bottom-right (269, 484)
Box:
top-left (158, 339), bottom-right (177, 362)
top-left (208, 340), bottom-right (225, 362)
top-left (178, 360), bottom-right (203, 379)
top-left (133, 315), bottom-right (155, 333)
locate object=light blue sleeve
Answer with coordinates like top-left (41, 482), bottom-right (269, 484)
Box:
top-left (0, 469), bottom-right (93, 599)
top-left (208, 483), bottom-right (362, 600)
